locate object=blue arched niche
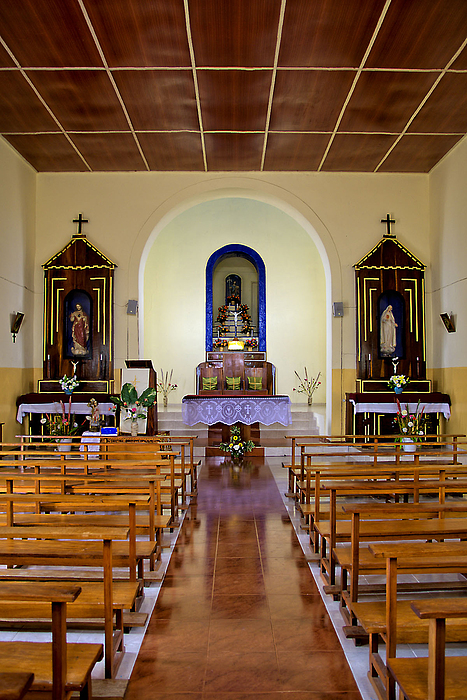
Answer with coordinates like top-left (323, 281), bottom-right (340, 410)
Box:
top-left (206, 244), bottom-right (266, 351)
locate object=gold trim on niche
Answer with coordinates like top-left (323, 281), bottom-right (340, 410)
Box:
top-left (422, 277), bottom-right (426, 361)
top-left (357, 278), bottom-right (361, 361)
top-left (90, 277), bottom-right (107, 343)
top-left (109, 277), bottom-right (113, 360)
top-left (354, 238), bottom-right (425, 269)
top-left (402, 278), bottom-right (419, 341)
top-left (50, 277), bottom-right (67, 344)
top-left (363, 278), bottom-right (379, 342)
top-left (43, 239), bottom-right (115, 269)
top-left (92, 287), bottom-right (101, 332)
top-left (45, 264), bottom-right (114, 271)
top-left (43, 277), bottom-right (47, 361)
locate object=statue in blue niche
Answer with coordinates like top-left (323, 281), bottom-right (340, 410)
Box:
top-left (225, 274), bottom-right (241, 307)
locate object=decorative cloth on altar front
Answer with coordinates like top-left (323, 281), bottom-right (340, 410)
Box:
top-left (182, 395), bottom-right (292, 426)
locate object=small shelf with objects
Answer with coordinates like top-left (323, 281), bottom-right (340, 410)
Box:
top-left (346, 221), bottom-right (451, 440)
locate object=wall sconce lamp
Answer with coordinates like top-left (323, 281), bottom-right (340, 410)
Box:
top-left (440, 312), bottom-right (456, 333)
top-left (11, 312), bottom-right (24, 342)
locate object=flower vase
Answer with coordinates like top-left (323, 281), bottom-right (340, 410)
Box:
top-left (130, 420), bottom-right (138, 437)
top-left (58, 437), bottom-right (72, 452)
top-left (64, 389), bottom-right (74, 396)
top-left (402, 437), bottom-right (416, 452)
top-left (163, 395), bottom-right (168, 408)
top-left (394, 387), bottom-right (403, 394)
top-left (307, 396), bottom-right (313, 405)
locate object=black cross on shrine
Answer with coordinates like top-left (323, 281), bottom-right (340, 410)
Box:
top-left (381, 213), bottom-right (395, 237)
top-left (73, 213), bottom-right (88, 235)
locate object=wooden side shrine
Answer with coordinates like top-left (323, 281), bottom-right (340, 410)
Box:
top-left (16, 218), bottom-right (124, 434)
top-left (346, 220), bottom-right (450, 436)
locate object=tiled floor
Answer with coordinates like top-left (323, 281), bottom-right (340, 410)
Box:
top-left (124, 458), bottom-right (363, 699)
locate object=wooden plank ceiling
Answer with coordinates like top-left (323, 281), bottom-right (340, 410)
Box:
top-left (0, 0), bottom-right (466, 173)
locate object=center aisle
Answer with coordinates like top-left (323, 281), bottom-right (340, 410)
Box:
top-left (124, 458), bottom-right (362, 699)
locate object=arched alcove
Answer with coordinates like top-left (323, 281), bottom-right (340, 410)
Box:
top-left (206, 244), bottom-right (266, 351)
top-left (140, 191), bottom-right (331, 429)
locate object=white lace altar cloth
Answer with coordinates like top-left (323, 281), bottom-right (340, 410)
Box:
top-left (182, 395), bottom-right (292, 426)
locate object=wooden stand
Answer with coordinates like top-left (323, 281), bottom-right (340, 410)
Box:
top-left (124, 360), bottom-right (157, 435)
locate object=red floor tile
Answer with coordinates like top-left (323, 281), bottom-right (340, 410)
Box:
top-left (124, 459), bottom-right (361, 699)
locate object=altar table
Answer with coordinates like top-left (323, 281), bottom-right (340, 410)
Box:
top-left (346, 391), bottom-right (451, 436)
top-left (182, 395), bottom-right (292, 427)
top-left (16, 393), bottom-right (114, 424)
top-left (348, 392), bottom-right (451, 420)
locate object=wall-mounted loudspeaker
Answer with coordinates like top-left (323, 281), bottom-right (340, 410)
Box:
top-left (440, 312), bottom-right (456, 333)
top-left (11, 312), bottom-right (24, 342)
top-left (332, 302), bottom-right (344, 317)
top-left (127, 300), bottom-right (138, 315)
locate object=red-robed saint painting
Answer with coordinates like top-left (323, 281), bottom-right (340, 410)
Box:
top-left (64, 291), bottom-right (92, 359)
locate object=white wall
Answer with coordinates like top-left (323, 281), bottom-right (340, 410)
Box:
top-left (0, 137), bottom-right (37, 438)
top-left (429, 137), bottom-right (467, 370)
top-left (142, 197), bottom-right (326, 401)
top-left (32, 170), bottom-right (430, 430)
top-left (428, 136), bottom-right (467, 433)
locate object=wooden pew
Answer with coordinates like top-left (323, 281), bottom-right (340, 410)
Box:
top-left (314, 477), bottom-right (443, 587)
top-left (0, 492), bottom-right (156, 583)
top-left (0, 468), bottom-right (169, 570)
top-left (98, 434), bottom-right (200, 495)
top-left (0, 524), bottom-right (136, 679)
top-left (340, 501), bottom-right (467, 607)
top-left (388, 598), bottom-right (467, 700)
top-left (0, 673), bottom-right (34, 700)
top-left (5, 439), bottom-right (199, 519)
top-left (11, 450), bottom-right (185, 524)
top-left (315, 475), bottom-right (467, 589)
top-left (296, 442), bottom-right (467, 503)
top-left (351, 542), bottom-right (467, 700)
top-left (283, 434), bottom-right (466, 499)
top-left (0, 580), bottom-right (103, 700)
top-left (299, 461), bottom-right (467, 546)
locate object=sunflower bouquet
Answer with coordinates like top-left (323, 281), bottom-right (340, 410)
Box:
top-left (219, 424), bottom-right (255, 460)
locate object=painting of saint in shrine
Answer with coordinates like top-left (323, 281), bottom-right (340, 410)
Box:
top-left (378, 291), bottom-right (405, 359)
top-left (64, 290), bottom-right (92, 359)
top-left (225, 274), bottom-right (241, 306)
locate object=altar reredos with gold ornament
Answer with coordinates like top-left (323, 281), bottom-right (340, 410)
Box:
top-left (41, 223), bottom-right (116, 394)
top-left (354, 232), bottom-right (426, 388)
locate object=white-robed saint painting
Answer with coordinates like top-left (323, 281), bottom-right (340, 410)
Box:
top-left (380, 304), bottom-right (398, 356)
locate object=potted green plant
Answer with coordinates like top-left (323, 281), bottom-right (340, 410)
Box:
top-left (110, 382), bottom-right (157, 436)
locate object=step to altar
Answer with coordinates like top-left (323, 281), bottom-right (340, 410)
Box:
top-left (157, 402), bottom-right (324, 458)
top-left (157, 405), bottom-right (207, 457)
